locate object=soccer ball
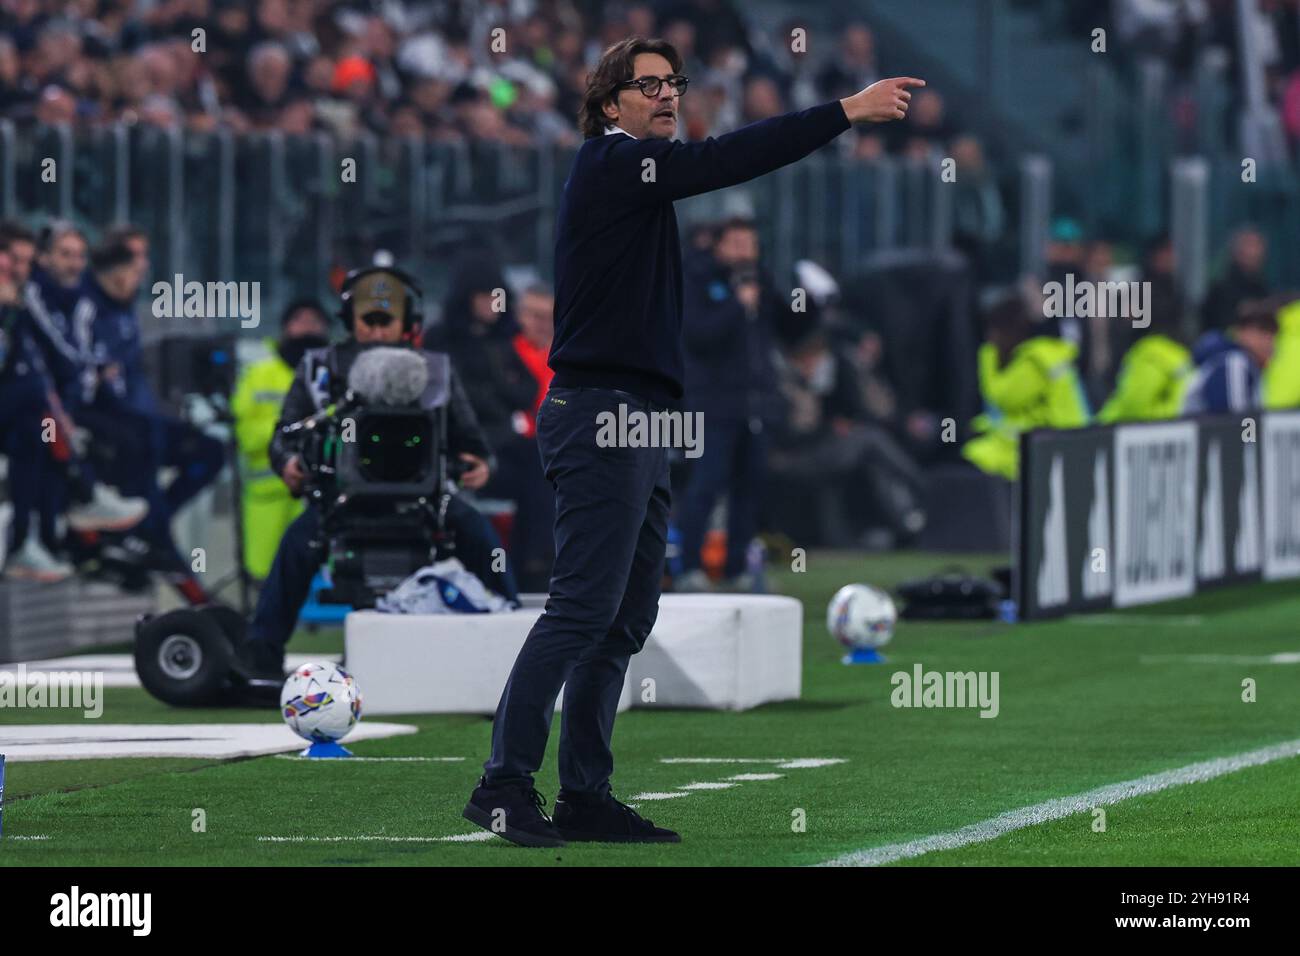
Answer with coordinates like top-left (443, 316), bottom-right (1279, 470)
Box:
top-left (827, 583), bottom-right (897, 650)
top-left (280, 662), bottom-right (363, 743)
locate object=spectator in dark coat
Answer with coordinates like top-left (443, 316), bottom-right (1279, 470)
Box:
top-left (1202, 226), bottom-right (1271, 332)
top-left (676, 218), bottom-right (784, 592)
top-left (768, 326), bottom-right (926, 549)
top-left (427, 259), bottom-right (550, 591)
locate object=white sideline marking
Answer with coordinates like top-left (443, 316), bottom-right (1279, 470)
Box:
top-left (258, 832), bottom-right (493, 844)
top-left (274, 755), bottom-right (465, 762)
top-left (0, 722), bottom-right (417, 762)
top-left (11, 652), bottom-right (341, 689)
top-left (727, 773), bottom-right (784, 781)
top-left (5, 835), bottom-right (52, 841)
top-left (1140, 652), bottom-right (1300, 665)
top-left (819, 738), bottom-right (1300, 867)
top-left (659, 757), bottom-right (845, 769)
top-left (630, 791), bottom-right (692, 801)
top-left (676, 782), bottom-right (735, 791)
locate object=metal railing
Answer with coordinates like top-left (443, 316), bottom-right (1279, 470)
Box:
top-left (0, 121), bottom-right (959, 334)
top-left (2, 118), bottom-right (1295, 332)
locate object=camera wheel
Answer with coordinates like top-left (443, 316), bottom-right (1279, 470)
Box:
top-left (134, 608), bottom-right (234, 706)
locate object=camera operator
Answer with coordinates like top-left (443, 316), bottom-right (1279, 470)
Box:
top-left (239, 266), bottom-right (518, 678)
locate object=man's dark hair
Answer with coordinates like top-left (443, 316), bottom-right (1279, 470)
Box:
top-left (279, 296), bottom-right (328, 328)
top-left (983, 293), bottom-right (1035, 346)
top-left (1235, 297), bottom-right (1282, 333)
top-left (0, 220), bottom-right (36, 246)
top-left (578, 36), bottom-right (682, 139)
top-left (102, 223), bottom-right (147, 247)
top-left (37, 219), bottom-right (85, 253)
top-left (716, 216), bottom-right (758, 239)
top-left (90, 239), bottom-right (135, 274)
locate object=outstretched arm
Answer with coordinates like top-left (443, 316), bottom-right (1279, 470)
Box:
top-left (598, 77), bottom-right (926, 205)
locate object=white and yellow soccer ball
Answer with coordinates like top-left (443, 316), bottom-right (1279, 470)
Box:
top-left (280, 661), bottom-right (363, 743)
top-left (827, 583), bottom-right (897, 650)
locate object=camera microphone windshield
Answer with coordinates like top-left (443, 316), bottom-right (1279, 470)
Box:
top-left (346, 346), bottom-right (429, 406)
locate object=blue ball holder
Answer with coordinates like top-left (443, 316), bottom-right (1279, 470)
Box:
top-left (842, 647), bottom-right (886, 665)
top-left (300, 740), bottom-right (353, 758)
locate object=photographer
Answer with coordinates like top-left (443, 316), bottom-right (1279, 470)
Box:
top-left (240, 267), bottom-right (518, 678)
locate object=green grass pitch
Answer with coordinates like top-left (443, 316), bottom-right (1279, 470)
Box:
top-left (2, 551), bottom-right (1299, 866)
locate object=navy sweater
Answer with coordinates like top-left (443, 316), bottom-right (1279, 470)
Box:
top-left (549, 101), bottom-right (851, 407)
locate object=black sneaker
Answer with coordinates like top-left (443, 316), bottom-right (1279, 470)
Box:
top-left (553, 790), bottom-right (681, 844)
top-left (463, 777), bottom-right (566, 848)
top-left (232, 638), bottom-right (286, 683)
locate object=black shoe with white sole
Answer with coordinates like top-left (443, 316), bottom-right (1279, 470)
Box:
top-left (463, 777), bottom-right (566, 848)
top-left (553, 790), bottom-right (681, 844)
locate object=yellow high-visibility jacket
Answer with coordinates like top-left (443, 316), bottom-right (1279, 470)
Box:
top-left (963, 336), bottom-right (1090, 480)
top-left (230, 348), bottom-right (302, 578)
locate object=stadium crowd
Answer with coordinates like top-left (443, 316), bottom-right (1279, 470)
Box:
top-left (4, 1), bottom-right (1300, 599)
top-left (0, 0), bottom-right (967, 160)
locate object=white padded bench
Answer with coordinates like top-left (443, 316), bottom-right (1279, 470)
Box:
top-left (344, 593), bottom-right (802, 715)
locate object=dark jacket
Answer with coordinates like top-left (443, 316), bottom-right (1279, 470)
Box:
top-left (772, 346), bottom-right (869, 448)
top-left (549, 101), bottom-right (851, 406)
top-left (82, 273), bottom-right (157, 415)
top-left (426, 265), bottom-right (537, 451)
top-left (681, 249), bottom-right (782, 425)
top-left (268, 338), bottom-right (493, 478)
top-left (1183, 330), bottom-right (1261, 415)
top-left (1201, 265), bottom-right (1269, 332)
top-left (23, 264), bottom-right (93, 401)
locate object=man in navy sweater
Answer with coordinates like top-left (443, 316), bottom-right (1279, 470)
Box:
top-left (464, 36), bottom-right (923, 847)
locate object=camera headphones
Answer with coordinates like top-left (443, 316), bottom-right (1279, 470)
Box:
top-left (337, 265), bottom-right (424, 335)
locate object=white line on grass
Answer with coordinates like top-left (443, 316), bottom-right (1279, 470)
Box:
top-left (273, 755), bottom-right (466, 762)
top-left (4, 835), bottom-right (52, 841)
top-left (819, 738), bottom-right (1300, 867)
top-left (630, 791), bottom-right (692, 801)
top-left (660, 758), bottom-right (845, 769)
top-left (1140, 652), bottom-right (1300, 665)
top-left (258, 832), bottom-right (493, 843)
top-left (676, 782), bottom-right (736, 791)
top-left (727, 773), bottom-right (784, 781)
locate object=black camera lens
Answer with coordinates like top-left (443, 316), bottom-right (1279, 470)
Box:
top-left (357, 415), bottom-right (433, 484)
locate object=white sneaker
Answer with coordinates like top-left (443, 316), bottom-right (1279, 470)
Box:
top-left (3, 537), bottom-right (74, 582)
top-left (66, 484), bottom-right (149, 532)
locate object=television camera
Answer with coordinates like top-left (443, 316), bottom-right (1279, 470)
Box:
top-left (134, 345), bottom-right (460, 706)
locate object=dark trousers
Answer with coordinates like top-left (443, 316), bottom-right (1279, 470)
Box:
top-left (0, 375), bottom-right (53, 550)
top-left (678, 417), bottom-right (766, 577)
top-left (482, 434), bottom-right (555, 592)
top-left (484, 386), bottom-right (671, 796)
top-left (248, 494), bottom-right (520, 655)
top-left (78, 403), bottom-right (225, 556)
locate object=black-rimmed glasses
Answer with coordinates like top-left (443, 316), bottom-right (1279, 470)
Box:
top-left (618, 74), bottom-right (690, 97)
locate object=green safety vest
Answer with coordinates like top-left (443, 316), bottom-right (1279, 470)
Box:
top-left (1096, 334), bottom-right (1192, 424)
top-left (1264, 299), bottom-right (1300, 409)
top-left (963, 336), bottom-right (1090, 480)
